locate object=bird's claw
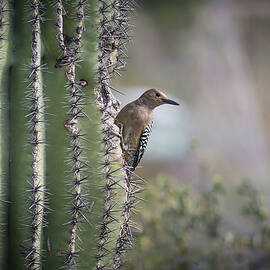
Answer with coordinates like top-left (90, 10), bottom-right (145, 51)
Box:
top-left (113, 122), bottom-right (128, 151)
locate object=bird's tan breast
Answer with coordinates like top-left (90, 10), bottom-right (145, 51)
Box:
top-left (115, 103), bottom-right (153, 150)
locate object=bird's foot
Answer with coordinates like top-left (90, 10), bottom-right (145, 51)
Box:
top-left (112, 122), bottom-right (129, 151)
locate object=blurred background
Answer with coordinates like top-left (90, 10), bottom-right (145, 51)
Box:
top-left (112, 0), bottom-right (270, 269)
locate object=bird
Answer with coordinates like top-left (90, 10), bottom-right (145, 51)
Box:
top-left (115, 89), bottom-right (179, 171)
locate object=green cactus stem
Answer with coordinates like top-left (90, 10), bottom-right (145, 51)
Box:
top-left (0, 0), bottom-right (10, 268)
top-left (58, 1), bottom-right (91, 268)
top-left (42, 0), bottom-right (109, 269)
top-left (94, 1), bottom-right (139, 269)
top-left (94, 0), bottom-right (124, 268)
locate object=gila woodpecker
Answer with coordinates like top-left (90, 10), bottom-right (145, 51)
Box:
top-left (115, 89), bottom-right (179, 170)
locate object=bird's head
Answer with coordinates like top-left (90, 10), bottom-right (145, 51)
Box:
top-left (138, 89), bottom-right (179, 109)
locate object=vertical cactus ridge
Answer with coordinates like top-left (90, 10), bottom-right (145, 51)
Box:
top-left (95, 1), bottom-right (123, 268)
top-left (113, 171), bottom-right (145, 269)
top-left (53, 1), bottom-right (94, 268)
top-left (94, 0), bottom-right (137, 269)
top-left (108, 1), bottom-right (142, 268)
top-left (0, 0), bottom-right (10, 269)
top-left (25, 0), bottom-right (46, 268)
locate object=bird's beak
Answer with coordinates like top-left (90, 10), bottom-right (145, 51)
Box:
top-left (161, 98), bottom-right (179, 106)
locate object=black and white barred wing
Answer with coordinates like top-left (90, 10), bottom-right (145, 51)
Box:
top-left (132, 121), bottom-right (153, 169)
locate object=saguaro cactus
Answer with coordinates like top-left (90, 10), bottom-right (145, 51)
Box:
top-left (0, 0), bottom-right (137, 269)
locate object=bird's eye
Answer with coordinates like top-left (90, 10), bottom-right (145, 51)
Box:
top-left (156, 93), bottom-right (161, 97)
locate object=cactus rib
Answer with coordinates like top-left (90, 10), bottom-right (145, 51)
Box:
top-left (95, 1), bottom-right (124, 269)
top-left (54, 0), bottom-right (92, 268)
top-left (95, 0), bottom-right (138, 269)
top-left (25, 0), bottom-right (46, 269)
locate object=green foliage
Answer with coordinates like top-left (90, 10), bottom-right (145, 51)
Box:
top-left (238, 180), bottom-right (268, 223)
top-left (127, 175), bottom-right (270, 270)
